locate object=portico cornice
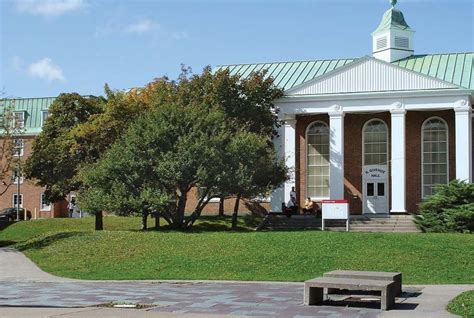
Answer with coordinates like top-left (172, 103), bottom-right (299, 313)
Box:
top-left (277, 88), bottom-right (473, 104)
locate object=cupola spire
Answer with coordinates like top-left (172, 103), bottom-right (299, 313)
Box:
top-left (372, 0), bottom-right (415, 62)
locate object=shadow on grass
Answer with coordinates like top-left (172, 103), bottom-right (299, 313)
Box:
top-left (130, 214), bottom-right (264, 233)
top-left (15, 231), bottom-right (86, 251)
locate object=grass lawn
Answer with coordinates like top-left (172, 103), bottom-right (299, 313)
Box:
top-left (447, 290), bottom-right (474, 317)
top-left (0, 216), bottom-right (473, 283)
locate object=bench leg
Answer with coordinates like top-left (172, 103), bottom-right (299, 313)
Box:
top-left (381, 287), bottom-right (395, 311)
top-left (304, 286), bottom-right (323, 306)
top-left (395, 274), bottom-right (402, 297)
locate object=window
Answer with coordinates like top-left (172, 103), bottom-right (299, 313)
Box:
top-left (12, 194), bottom-right (23, 208)
top-left (363, 119), bottom-right (388, 165)
top-left (12, 168), bottom-right (23, 184)
top-left (13, 139), bottom-right (24, 157)
top-left (422, 118), bottom-right (448, 198)
top-left (40, 193), bottom-right (51, 211)
top-left (41, 111), bottom-right (50, 127)
top-left (306, 121), bottom-right (330, 198)
top-left (13, 112), bottom-right (25, 128)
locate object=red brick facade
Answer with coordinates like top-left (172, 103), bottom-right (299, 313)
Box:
top-left (296, 110), bottom-right (461, 214)
top-left (0, 137), bottom-right (68, 218)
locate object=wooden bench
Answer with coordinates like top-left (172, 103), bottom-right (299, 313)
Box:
top-left (324, 270), bottom-right (402, 296)
top-left (304, 277), bottom-right (396, 311)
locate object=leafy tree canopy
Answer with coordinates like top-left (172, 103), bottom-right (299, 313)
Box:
top-left (80, 67), bottom-right (287, 229)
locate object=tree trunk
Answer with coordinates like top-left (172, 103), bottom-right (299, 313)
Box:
top-left (175, 193), bottom-right (187, 228)
top-left (141, 212), bottom-right (149, 231)
top-left (232, 194), bottom-right (241, 230)
top-left (218, 197), bottom-right (225, 216)
top-left (95, 211), bottom-right (103, 231)
top-left (154, 213), bottom-right (160, 230)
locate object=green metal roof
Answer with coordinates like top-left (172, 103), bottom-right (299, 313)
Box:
top-left (1, 97), bottom-right (56, 135)
top-left (373, 8), bottom-right (412, 34)
top-left (393, 53), bottom-right (474, 89)
top-left (215, 58), bottom-right (356, 91)
top-left (216, 52), bottom-right (474, 91)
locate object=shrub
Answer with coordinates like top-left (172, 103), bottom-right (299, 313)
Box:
top-left (415, 180), bottom-right (474, 233)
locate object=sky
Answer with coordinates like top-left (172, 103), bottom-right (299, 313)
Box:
top-left (1, 0), bottom-right (473, 98)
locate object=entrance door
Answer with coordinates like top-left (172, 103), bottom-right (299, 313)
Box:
top-left (364, 180), bottom-right (388, 214)
top-left (362, 165), bottom-right (389, 214)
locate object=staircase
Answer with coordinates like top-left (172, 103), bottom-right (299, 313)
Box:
top-left (349, 215), bottom-right (420, 233)
top-left (257, 214), bottom-right (420, 233)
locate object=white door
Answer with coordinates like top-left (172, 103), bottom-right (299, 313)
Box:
top-left (362, 165), bottom-right (389, 214)
top-left (364, 180), bottom-right (388, 214)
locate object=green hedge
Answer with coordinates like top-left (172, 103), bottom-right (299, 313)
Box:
top-left (415, 180), bottom-right (474, 233)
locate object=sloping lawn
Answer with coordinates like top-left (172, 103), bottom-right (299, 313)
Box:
top-left (447, 290), bottom-right (474, 317)
top-left (0, 216), bottom-right (473, 283)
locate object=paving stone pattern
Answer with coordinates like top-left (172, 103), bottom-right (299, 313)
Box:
top-left (0, 281), bottom-right (379, 317)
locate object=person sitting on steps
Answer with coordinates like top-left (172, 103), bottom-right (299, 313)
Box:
top-left (302, 197), bottom-right (315, 215)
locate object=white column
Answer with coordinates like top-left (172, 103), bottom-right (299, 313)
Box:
top-left (283, 116), bottom-right (297, 204)
top-left (329, 106), bottom-right (344, 200)
top-left (454, 103), bottom-right (472, 182)
top-left (270, 115), bottom-right (296, 211)
top-left (390, 105), bottom-right (407, 213)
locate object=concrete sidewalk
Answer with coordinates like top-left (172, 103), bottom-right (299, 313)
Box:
top-left (0, 247), bottom-right (472, 317)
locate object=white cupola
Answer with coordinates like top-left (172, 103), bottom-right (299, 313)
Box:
top-left (372, 0), bottom-right (415, 63)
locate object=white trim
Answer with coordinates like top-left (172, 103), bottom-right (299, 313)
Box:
top-left (41, 110), bottom-right (49, 127)
top-left (12, 193), bottom-right (23, 208)
top-left (362, 119), bottom-right (389, 166)
top-left (421, 116), bottom-right (449, 199)
top-left (12, 168), bottom-right (23, 184)
top-left (278, 89), bottom-right (472, 103)
top-left (13, 111), bottom-right (25, 129)
top-left (13, 139), bottom-right (24, 157)
top-left (40, 193), bottom-right (52, 211)
top-left (305, 120), bottom-right (330, 201)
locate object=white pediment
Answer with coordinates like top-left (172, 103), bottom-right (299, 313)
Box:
top-left (285, 56), bottom-right (459, 96)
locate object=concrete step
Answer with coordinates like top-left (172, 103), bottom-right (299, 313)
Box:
top-left (257, 214), bottom-right (420, 232)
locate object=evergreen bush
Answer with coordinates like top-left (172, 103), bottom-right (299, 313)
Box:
top-left (415, 180), bottom-right (474, 233)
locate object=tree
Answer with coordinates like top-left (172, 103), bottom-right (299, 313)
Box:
top-left (24, 93), bottom-right (103, 227)
top-left (79, 67), bottom-right (287, 230)
top-left (0, 99), bottom-right (25, 197)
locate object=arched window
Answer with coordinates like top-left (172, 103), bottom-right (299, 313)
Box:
top-left (306, 122), bottom-right (330, 198)
top-left (363, 119), bottom-right (388, 165)
top-left (422, 118), bottom-right (448, 198)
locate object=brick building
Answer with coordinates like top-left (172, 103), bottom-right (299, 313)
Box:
top-left (1, 2), bottom-right (473, 217)
top-left (217, 2), bottom-right (473, 215)
top-left (1, 97), bottom-right (69, 218)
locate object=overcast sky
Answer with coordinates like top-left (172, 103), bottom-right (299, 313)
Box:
top-left (1, 0), bottom-right (473, 98)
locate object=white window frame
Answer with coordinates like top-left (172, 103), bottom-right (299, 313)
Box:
top-left (41, 111), bottom-right (50, 127)
top-left (421, 117), bottom-right (449, 199)
top-left (12, 168), bottom-right (23, 184)
top-left (13, 139), bottom-right (24, 157)
top-left (13, 111), bottom-right (25, 128)
top-left (12, 193), bottom-right (23, 208)
top-left (40, 193), bottom-right (52, 211)
top-left (306, 120), bottom-right (330, 201)
top-left (362, 119), bottom-right (389, 166)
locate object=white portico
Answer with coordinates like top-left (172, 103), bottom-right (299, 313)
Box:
top-left (270, 56), bottom-right (473, 214)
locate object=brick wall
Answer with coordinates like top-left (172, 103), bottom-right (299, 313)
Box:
top-left (295, 110), bottom-right (458, 214)
top-left (0, 136), bottom-right (67, 218)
